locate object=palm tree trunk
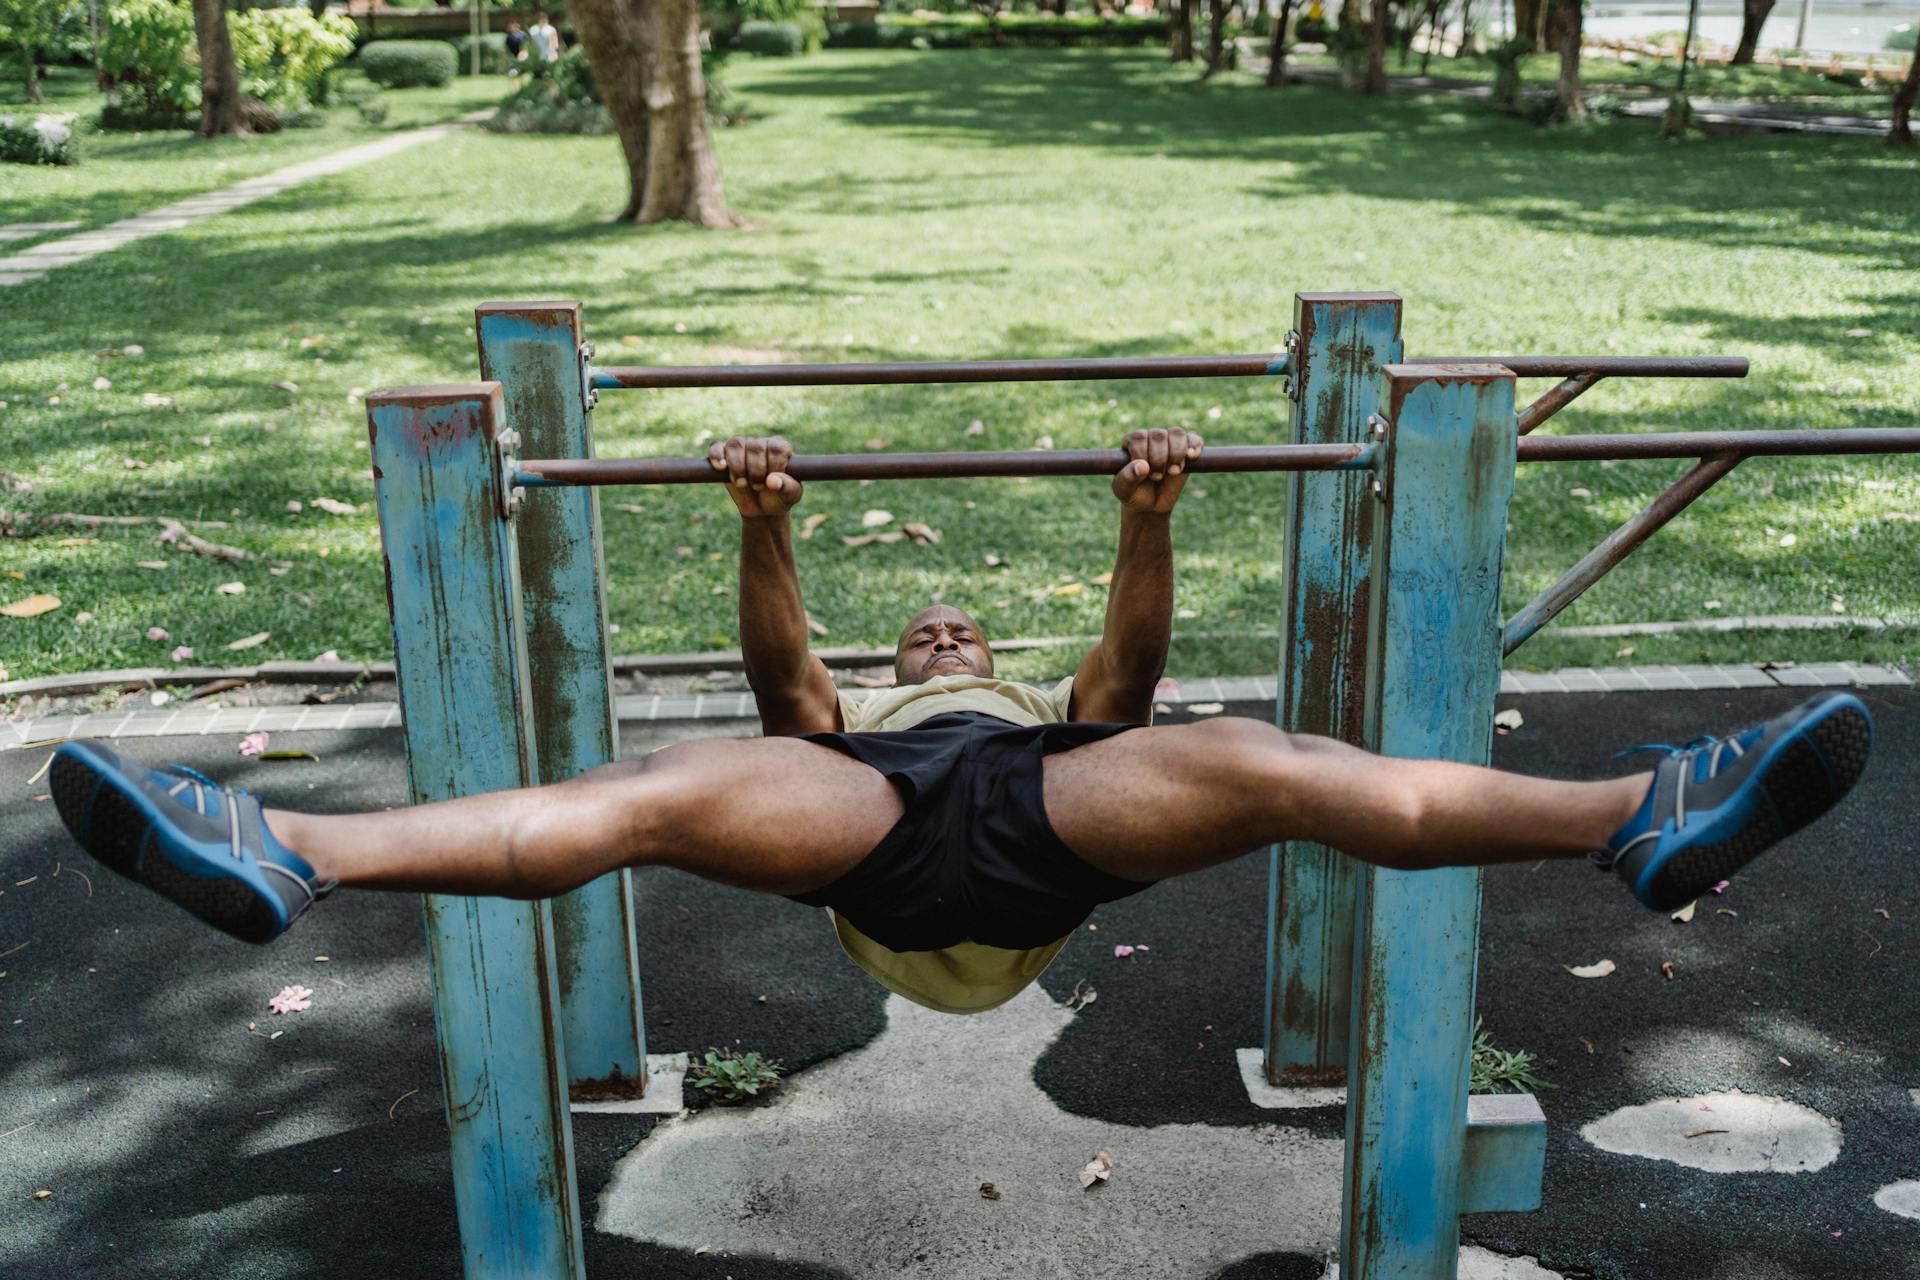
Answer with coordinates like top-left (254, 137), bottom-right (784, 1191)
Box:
top-left (192, 0), bottom-right (247, 136)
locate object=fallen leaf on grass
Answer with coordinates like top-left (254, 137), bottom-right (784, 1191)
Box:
top-left (1671, 901), bottom-right (1697, 923)
top-left (799, 513), bottom-right (831, 539)
top-left (272, 380), bottom-right (299, 395)
top-left (215, 582), bottom-right (245, 596)
top-left (1092, 571), bottom-right (1113, 585)
top-left (310, 498), bottom-right (359, 516)
top-left (137, 560), bottom-right (169, 571)
top-left (902, 522), bottom-right (942, 545)
top-left (965, 419), bottom-right (985, 436)
top-left (226, 632), bottom-right (270, 652)
top-left (0, 594), bottom-right (59, 618)
top-left (56, 537), bottom-right (96, 547)
top-left (842, 531), bottom-right (907, 548)
top-left (863, 438), bottom-right (891, 451)
top-left (238, 732), bottom-right (270, 757)
top-left (314, 650), bottom-right (340, 664)
top-left (1186, 702), bottom-right (1225, 715)
top-left (860, 509), bottom-right (893, 529)
top-left (169, 645), bottom-right (194, 662)
top-left (1052, 582), bottom-right (1086, 597)
top-left (269, 984), bottom-right (313, 1014)
top-left (1079, 1145), bottom-right (1114, 1190)
top-left (146, 626), bottom-right (169, 641)
top-left (984, 553), bottom-right (1004, 567)
top-left (1564, 960), bottom-right (1616, 979)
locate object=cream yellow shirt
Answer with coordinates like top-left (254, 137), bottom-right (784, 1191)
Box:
top-left (824, 674), bottom-right (1079, 1014)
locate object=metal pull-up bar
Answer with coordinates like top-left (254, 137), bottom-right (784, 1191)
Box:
top-left (586, 353), bottom-right (1750, 390)
top-left (512, 427), bottom-right (1920, 489)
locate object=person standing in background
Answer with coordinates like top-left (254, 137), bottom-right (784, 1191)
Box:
top-left (527, 9), bottom-right (563, 70)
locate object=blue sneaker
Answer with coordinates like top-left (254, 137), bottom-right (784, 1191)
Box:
top-left (1597, 691), bottom-right (1873, 911)
top-left (49, 739), bottom-right (335, 943)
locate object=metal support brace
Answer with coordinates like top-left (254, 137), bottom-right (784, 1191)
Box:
top-left (1265, 292), bottom-right (1402, 1086)
top-left (476, 302), bottom-right (647, 1099)
top-left (1340, 363), bottom-right (1534, 1278)
top-left (366, 384), bottom-right (587, 1280)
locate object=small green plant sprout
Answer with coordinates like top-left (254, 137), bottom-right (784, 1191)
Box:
top-left (1469, 1020), bottom-right (1556, 1095)
top-left (689, 1046), bottom-right (784, 1104)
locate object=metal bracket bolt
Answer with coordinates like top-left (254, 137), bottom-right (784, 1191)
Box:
top-left (1368, 413), bottom-right (1389, 439)
top-left (578, 340), bottom-right (599, 414)
top-left (1283, 330), bottom-right (1303, 403)
top-left (495, 428), bottom-right (525, 519)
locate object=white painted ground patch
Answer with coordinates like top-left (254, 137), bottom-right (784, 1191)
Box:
top-left (1874, 1180), bottom-right (1920, 1221)
top-left (1580, 1090), bottom-right (1841, 1173)
top-left (1323, 1245), bottom-right (1567, 1278)
top-left (596, 986), bottom-right (1344, 1277)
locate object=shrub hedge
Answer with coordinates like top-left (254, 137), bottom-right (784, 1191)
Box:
top-left (826, 14), bottom-right (1169, 49)
top-left (454, 32), bottom-right (510, 74)
top-left (358, 39), bottom-right (457, 88)
top-left (733, 19), bottom-right (807, 55)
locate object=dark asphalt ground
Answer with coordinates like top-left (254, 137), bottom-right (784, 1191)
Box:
top-left (0, 687), bottom-right (1914, 1280)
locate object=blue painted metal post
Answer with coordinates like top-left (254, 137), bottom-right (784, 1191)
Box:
top-left (1340, 364), bottom-right (1519, 1278)
top-left (366, 384), bottom-right (587, 1280)
top-left (475, 302), bottom-right (647, 1098)
top-left (1265, 292), bottom-right (1404, 1085)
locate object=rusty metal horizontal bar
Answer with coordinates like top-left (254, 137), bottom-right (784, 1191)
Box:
top-left (1503, 454), bottom-right (1744, 655)
top-left (590, 353), bottom-right (1292, 389)
top-left (1411, 356), bottom-right (1749, 379)
top-left (588, 352), bottom-right (1748, 390)
top-left (514, 443), bottom-right (1378, 487)
top-left (1515, 427), bottom-right (1920, 461)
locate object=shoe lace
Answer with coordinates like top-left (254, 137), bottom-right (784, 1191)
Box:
top-left (1610, 735), bottom-right (1716, 764)
top-left (161, 763), bottom-right (221, 788)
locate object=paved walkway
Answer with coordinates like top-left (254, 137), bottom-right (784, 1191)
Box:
top-left (0, 112), bottom-right (488, 288)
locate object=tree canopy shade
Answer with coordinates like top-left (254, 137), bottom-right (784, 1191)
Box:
top-left (568, 0), bottom-right (741, 226)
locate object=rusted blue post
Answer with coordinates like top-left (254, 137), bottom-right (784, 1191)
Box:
top-left (476, 302), bottom-right (647, 1098)
top-left (366, 384), bottom-right (587, 1280)
top-left (1264, 292), bottom-right (1403, 1086)
top-left (1339, 364), bottom-right (1531, 1278)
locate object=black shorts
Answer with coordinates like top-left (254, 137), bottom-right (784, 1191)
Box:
top-left (788, 711), bottom-right (1156, 952)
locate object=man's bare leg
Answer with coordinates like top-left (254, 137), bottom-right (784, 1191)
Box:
top-left (1043, 717), bottom-right (1650, 883)
top-left (264, 736), bottom-right (904, 899)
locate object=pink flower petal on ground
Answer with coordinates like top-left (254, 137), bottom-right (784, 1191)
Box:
top-left (147, 627), bottom-right (169, 641)
top-left (1135, 945), bottom-right (1150, 952)
top-left (238, 732), bottom-right (269, 757)
top-left (169, 645), bottom-right (193, 662)
top-left (1710, 880), bottom-right (1730, 895)
top-left (268, 984), bottom-right (313, 1014)
top-left (1113, 945), bottom-right (1135, 958)
top-left (313, 650), bottom-right (340, 664)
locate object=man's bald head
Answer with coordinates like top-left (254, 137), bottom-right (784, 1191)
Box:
top-left (894, 605), bottom-right (992, 685)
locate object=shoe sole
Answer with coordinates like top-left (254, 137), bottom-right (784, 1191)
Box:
top-left (1636, 696), bottom-right (1872, 911)
top-left (50, 744), bottom-right (286, 944)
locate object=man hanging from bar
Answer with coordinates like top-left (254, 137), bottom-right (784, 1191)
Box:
top-left (46, 431), bottom-right (1873, 1014)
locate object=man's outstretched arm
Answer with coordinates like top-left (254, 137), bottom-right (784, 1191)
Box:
top-left (1070, 427), bottom-right (1203, 724)
top-left (709, 435), bottom-right (842, 736)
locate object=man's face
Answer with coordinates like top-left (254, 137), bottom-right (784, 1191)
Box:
top-left (894, 606), bottom-right (992, 685)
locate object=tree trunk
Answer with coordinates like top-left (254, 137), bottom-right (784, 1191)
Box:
top-left (568, 0), bottom-right (655, 220)
top-left (1549, 0), bottom-right (1584, 120)
top-left (637, 0), bottom-right (741, 227)
top-left (1510, 0), bottom-right (1540, 49)
top-left (1892, 48), bottom-right (1920, 143)
top-left (1456, 0), bottom-right (1473, 54)
top-left (310, 0), bottom-right (330, 17)
top-left (192, 0), bottom-right (247, 136)
top-left (1363, 0), bottom-right (1389, 91)
top-left (1418, 0), bottom-right (1442, 72)
top-left (1202, 0), bottom-right (1229, 76)
top-left (1171, 0), bottom-right (1196, 61)
top-left (1731, 0), bottom-right (1774, 64)
top-left (1265, 0), bottom-right (1296, 85)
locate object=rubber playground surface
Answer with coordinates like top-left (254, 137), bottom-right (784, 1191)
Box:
top-left (0, 684), bottom-right (1914, 1280)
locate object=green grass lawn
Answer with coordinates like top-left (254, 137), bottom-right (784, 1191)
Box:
top-left (0, 66), bottom-right (506, 229)
top-left (1284, 47), bottom-right (1902, 107)
top-left (2, 48), bottom-right (1917, 691)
